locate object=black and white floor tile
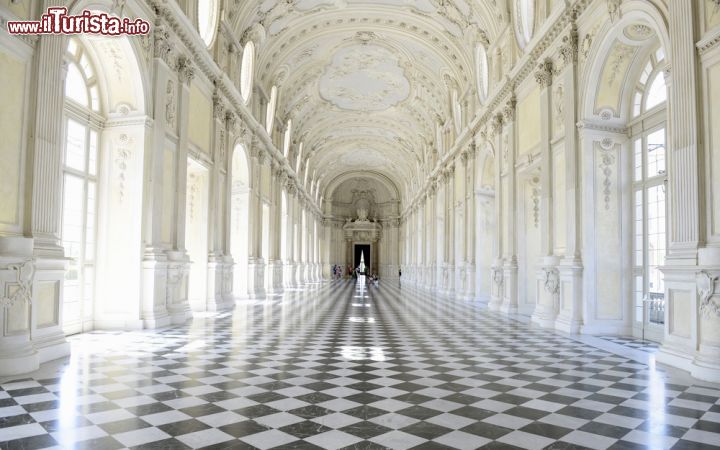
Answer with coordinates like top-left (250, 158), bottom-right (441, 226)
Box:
top-left (597, 336), bottom-right (660, 354)
top-left (1, 280), bottom-right (719, 449)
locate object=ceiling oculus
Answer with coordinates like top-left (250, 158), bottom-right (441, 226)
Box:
top-left (319, 44), bottom-right (410, 112)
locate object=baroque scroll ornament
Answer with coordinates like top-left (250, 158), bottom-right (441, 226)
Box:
top-left (698, 271), bottom-right (720, 319)
top-left (1, 260), bottom-right (35, 308)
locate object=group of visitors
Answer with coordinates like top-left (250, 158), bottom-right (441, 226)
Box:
top-left (331, 265), bottom-right (343, 279)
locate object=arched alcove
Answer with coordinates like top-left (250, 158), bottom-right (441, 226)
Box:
top-left (60, 29), bottom-right (148, 332)
top-left (580, 4), bottom-right (670, 340)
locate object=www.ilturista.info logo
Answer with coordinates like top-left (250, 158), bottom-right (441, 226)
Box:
top-left (7, 7), bottom-right (150, 35)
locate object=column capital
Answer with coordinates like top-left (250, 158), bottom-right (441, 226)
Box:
top-left (212, 93), bottom-right (226, 120)
top-left (534, 59), bottom-right (554, 87)
top-left (176, 55), bottom-right (195, 85)
top-left (153, 23), bottom-right (174, 67)
top-left (502, 97), bottom-right (516, 122)
top-left (559, 27), bottom-right (579, 68)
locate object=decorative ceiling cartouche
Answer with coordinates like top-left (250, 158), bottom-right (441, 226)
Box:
top-left (319, 45), bottom-right (411, 111)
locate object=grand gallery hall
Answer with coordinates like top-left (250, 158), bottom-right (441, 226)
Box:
top-left (1, 0), bottom-right (720, 449)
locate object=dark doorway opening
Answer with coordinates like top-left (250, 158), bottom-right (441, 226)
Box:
top-left (354, 244), bottom-right (370, 275)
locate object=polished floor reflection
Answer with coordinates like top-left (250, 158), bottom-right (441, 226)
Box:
top-left (1, 280), bottom-right (719, 449)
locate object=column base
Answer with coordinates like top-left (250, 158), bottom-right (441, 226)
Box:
top-left (489, 263), bottom-right (504, 310)
top-left (555, 259), bottom-right (583, 334)
top-left (656, 345), bottom-right (720, 384)
top-left (267, 260), bottom-right (284, 295)
top-left (246, 258), bottom-right (266, 300)
top-left (0, 342), bottom-right (39, 377)
top-left (500, 261), bottom-right (518, 313)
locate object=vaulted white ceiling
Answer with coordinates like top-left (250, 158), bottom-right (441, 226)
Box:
top-left (227, 0), bottom-right (509, 201)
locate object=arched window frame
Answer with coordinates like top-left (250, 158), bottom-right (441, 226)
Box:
top-left (266, 85), bottom-right (277, 134)
top-left (283, 119), bottom-right (292, 158)
top-left (628, 46), bottom-right (668, 332)
top-left (476, 44), bottom-right (490, 103)
top-left (631, 47), bottom-right (667, 119)
top-left (61, 37), bottom-right (103, 335)
top-left (197, 0), bottom-right (220, 48)
top-left (240, 41), bottom-right (255, 104)
top-left (514, 0), bottom-right (535, 50)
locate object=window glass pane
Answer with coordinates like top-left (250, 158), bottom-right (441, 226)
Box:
top-left (640, 62), bottom-right (652, 85)
top-left (62, 174), bottom-right (85, 260)
top-left (296, 141), bottom-right (303, 174)
top-left (634, 139), bottom-right (643, 182)
top-left (646, 73), bottom-right (667, 110)
top-left (647, 128), bottom-right (666, 178)
top-left (647, 184), bottom-right (666, 296)
top-left (655, 47), bottom-right (665, 63)
top-left (67, 38), bottom-right (78, 56)
top-left (80, 54), bottom-right (93, 79)
top-left (198, 0), bottom-right (219, 47)
top-left (266, 86), bottom-right (277, 134)
top-left (240, 41), bottom-right (255, 102)
top-left (83, 266), bottom-right (94, 319)
top-left (88, 130), bottom-right (98, 176)
top-left (476, 45), bottom-right (489, 101)
top-left (85, 181), bottom-right (96, 261)
top-left (634, 189), bottom-right (643, 267)
top-left (65, 119), bottom-right (87, 171)
top-left (283, 119), bottom-right (292, 158)
top-left (65, 63), bottom-right (88, 107)
top-left (634, 275), bottom-right (644, 322)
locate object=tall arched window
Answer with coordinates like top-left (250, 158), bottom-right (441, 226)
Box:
top-left (283, 119), bottom-right (292, 158)
top-left (197, 0), bottom-right (219, 48)
top-left (61, 38), bottom-right (101, 334)
top-left (630, 46), bottom-right (668, 331)
top-left (295, 141), bottom-right (303, 174)
top-left (240, 41), bottom-right (255, 103)
top-left (266, 85), bottom-right (277, 134)
top-left (476, 44), bottom-right (489, 103)
top-left (514, 0), bottom-right (535, 50)
top-left (452, 89), bottom-right (462, 134)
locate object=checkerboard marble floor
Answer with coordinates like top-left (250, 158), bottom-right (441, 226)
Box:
top-left (596, 337), bottom-right (660, 354)
top-left (2, 280), bottom-right (720, 450)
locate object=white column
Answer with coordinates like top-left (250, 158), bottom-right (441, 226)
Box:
top-left (556, 29), bottom-right (583, 333)
top-left (533, 60), bottom-right (559, 327)
top-left (246, 142), bottom-right (266, 299)
top-left (501, 99), bottom-right (519, 314)
top-left (489, 115), bottom-right (504, 310)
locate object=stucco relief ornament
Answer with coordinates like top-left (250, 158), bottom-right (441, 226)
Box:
top-left (534, 59), bottom-right (553, 87)
top-left (115, 134), bottom-right (133, 203)
top-left (153, 24), bottom-right (173, 67)
top-left (698, 271), bottom-right (720, 318)
top-left (580, 34), bottom-right (592, 64)
top-left (607, 0), bottom-right (622, 23)
top-left (559, 29), bottom-right (579, 67)
top-left (599, 140), bottom-right (615, 210)
top-left (543, 267), bottom-right (560, 309)
top-left (165, 80), bottom-right (176, 128)
top-left (165, 264), bottom-right (184, 306)
top-left (176, 56), bottom-right (195, 85)
top-left (554, 85), bottom-right (564, 127)
top-left (0, 260), bottom-right (35, 309)
top-left (492, 267), bottom-right (504, 289)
